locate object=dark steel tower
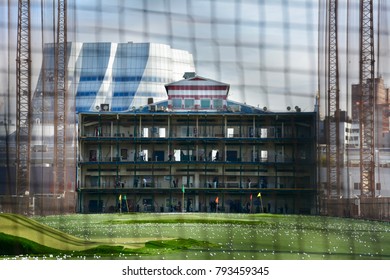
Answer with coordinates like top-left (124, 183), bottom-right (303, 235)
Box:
top-left (359, 0), bottom-right (375, 197)
top-left (53, 0), bottom-right (68, 194)
top-left (16, 0), bottom-right (32, 196)
top-left (326, 0), bottom-right (342, 198)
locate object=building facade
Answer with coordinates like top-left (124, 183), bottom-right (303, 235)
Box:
top-left (77, 74), bottom-right (318, 214)
top-left (351, 77), bottom-right (390, 147)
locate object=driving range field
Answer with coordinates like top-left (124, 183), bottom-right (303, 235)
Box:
top-left (1, 213), bottom-right (390, 260)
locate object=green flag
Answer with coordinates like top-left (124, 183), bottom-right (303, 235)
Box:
top-left (182, 185), bottom-right (185, 193)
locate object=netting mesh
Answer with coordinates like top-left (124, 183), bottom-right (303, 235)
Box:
top-left (70, 0), bottom-right (319, 109)
top-left (1, 1), bottom-right (387, 122)
top-left (1, 0), bottom-right (390, 261)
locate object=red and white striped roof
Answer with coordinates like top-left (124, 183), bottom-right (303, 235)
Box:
top-left (165, 74), bottom-right (230, 100)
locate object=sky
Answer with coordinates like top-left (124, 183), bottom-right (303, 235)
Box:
top-left (72, 0), bottom-right (319, 111)
top-left (1, 0), bottom-right (390, 122)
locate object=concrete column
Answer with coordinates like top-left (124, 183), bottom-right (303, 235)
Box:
top-left (194, 172), bottom-right (200, 188)
top-left (195, 195), bottom-right (199, 212)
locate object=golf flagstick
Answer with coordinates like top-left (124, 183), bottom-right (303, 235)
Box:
top-left (258, 192), bottom-right (263, 213)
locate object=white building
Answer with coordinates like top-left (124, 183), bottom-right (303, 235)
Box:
top-left (320, 120), bottom-right (390, 198)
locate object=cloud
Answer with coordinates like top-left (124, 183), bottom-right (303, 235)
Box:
top-left (6, 0), bottom-right (387, 113)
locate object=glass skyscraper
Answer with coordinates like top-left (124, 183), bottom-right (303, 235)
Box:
top-left (33, 41), bottom-right (195, 114)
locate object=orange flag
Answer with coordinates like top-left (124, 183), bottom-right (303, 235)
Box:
top-left (215, 197), bottom-right (219, 204)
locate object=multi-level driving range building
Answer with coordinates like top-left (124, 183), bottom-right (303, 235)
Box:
top-left (77, 73), bottom-right (318, 214)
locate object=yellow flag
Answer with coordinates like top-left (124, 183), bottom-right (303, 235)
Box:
top-left (119, 195), bottom-right (122, 201)
top-left (257, 192), bottom-right (261, 198)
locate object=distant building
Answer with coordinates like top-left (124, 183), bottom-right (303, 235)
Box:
top-left (319, 114), bottom-right (390, 202)
top-left (32, 41), bottom-right (195, 116)
top-left (77, 73), bottom-right (318, 214)
top-left (351, 77), bottom-right (390, 147)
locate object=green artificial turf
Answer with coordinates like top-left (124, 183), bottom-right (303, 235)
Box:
top-left (0, 213), bottom-right (98, 251)
top-left (0, 213), bottom-right (215, 259)
top-left (1, 213), bottom-right (390, 260)
top-left (0, 232), bottom-right (63, 255)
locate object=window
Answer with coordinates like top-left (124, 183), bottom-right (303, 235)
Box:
top-left (139, 150), bottom-right (148, 161)
top-left (226, 150), bottom-right (238, 161)
top-left (181, 127), bottom-right (190, 137)
top-left (142, 127), bottom-right (149, 137)
top-left (184, 99), bottom-right (194, 108)
top-left (121, 149), bottom-right (128, 160)
top-left (182, 176), bottom-right (194, 187)
top-left (172, 98), bottom-right (181, 108)
top-left (200, 99), bottom-right (211, 108)
top-left (89, 176), bottom-right (99, 187)
top-left (89, 150), bottom-right (97, 161)
top-left (261, 150), bottom-right (268, 161)
top-left (354, 183), bottom-right (360, 190)
top-left (211, 149), bottom-right (220, 161)
top-left (174, 149), bottom-right (182, 161)
top-left (213, 99), bottom-right (223, 109)
top-left (153, 151), bottom-right (165, 162)
top-left (159, 128), bottom-right (166, 138)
